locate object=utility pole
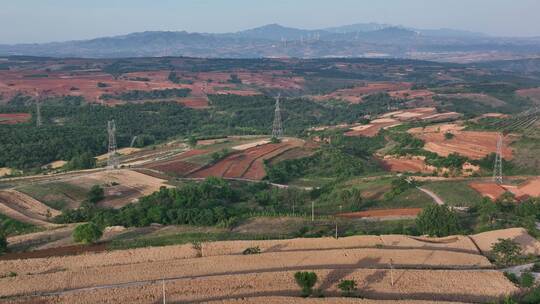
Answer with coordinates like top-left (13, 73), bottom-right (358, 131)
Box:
top-left (162, 279), bottom-right (166, 304)
top-left (335, 205), bottom-right (342, 239)
top-left (493, 134), bottom-right (503, 184)
top-left (272, 94), bottom-right (283, 139)
top-left (311, 201), bottom-right (314, 222)
top-left (107, 120), bottom-right (119, 170)
top-left (390, 259), bottom-right (395, 287)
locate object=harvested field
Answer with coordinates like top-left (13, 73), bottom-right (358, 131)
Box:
top-left (61, 169), bottom-right (171, 208)
top-left (0, 167), bottom-right (13, 177)
top-left (0, 190), bottom-right (60, 227)
top-left (4, 269), bottom-right (514, 303)
top-left (232, 139), bottom-right (270, 151)
top-left (339, 208), bottom-right (423, 220)
top-left (2, 229), bottom-right (525, 303)
top-left (0, 113), bottom-right (31, 124)
top-left (345, 119), bottom-right (400, 137)
top-left (42, 160), bottom-right (67, 169)
top-left (504, 177), bottom-right (540, 198)
top-left (409, 124), bottom-right (513, 160)
top-left (6, 224), bottom-right (77, 252)
top-left (471, 228), bottom-right (540, 255)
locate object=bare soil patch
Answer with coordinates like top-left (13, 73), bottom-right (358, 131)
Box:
top-left (339, 208), bottom-right (423, 219)
top-left (0, 113), bottom-right (31, 124)
top-left (471, 228), bottom-right (540, 255)
top-left (0, 190), bottom-right (60, 227)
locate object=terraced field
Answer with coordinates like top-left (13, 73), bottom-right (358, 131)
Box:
top-left (1, 229), bottom-right (530, 303)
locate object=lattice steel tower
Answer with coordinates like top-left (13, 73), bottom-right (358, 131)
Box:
top-left (272, 94), bottom-right (283, 139)
top-left (493, 134), bottom-right (503, 184)
top-left (107, 120), bottom-right (119, 169)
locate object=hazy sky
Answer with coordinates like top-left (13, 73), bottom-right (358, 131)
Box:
top-left (1, 0), bottom-right (539, 44)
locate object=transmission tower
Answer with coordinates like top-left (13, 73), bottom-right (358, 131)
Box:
top-left (272, 94), bottom-right (283, 139)
top-left (36, 102), bottom-right (42, 127)
top-left (107, 120), bottom-right (119, 170)
top-left (493, 134), bottom-right (503, 184)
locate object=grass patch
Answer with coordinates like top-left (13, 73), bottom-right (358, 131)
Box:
top-left (423, 180), bottom-right (484, 207)
top-left (17, 182), bottom-right (88, 210)
top-left (0, 213), bottom-right (41, 236)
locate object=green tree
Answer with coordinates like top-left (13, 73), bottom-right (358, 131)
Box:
top-left (416, 205), bottom-right (460, 237)
top-left (491, 238), bottom-right (522, 267)
top-left (187, 136), bottom-right (198, 148)
top-left (87, 185), bottom-right (105, 204)
top-left (0, 230), bottom-right (7, 255)
top-left (66, 152), bottom-right (96, 170)
top-left (521, 272), bottom-right (535, 288)
top-left (338, 279), bottom-right (357, 297)
top-left (294, 271), bottom-right (318, 297)
top-left (73, 223), bottom-right (103, 244)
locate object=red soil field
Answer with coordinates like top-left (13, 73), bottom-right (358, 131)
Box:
top-left (339, 208), bottom-right (423, 219)
top-left (177, 97), bottom-right (209, 109)
top-left (382, 157), bottom-right (434, 174)
top-left (0, 113), bottom-right (31, 124)
top-left (410, 126), bottom-right (513, 160)
top-left (313, 82), bottom-right (412, 104)
top-left (144, 149), bottom-right (208, 176)
top-left (191, 143), bottom-right (294, 180)
top-left (517, 87), bottom-right (540, 103)
top-left (469, 182), bottom-right (507, 201)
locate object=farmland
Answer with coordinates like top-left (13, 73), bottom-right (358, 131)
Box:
top-left (1, 56), bottom-right (540, 303)
top-left (0, 229), bottom-right (528, 303)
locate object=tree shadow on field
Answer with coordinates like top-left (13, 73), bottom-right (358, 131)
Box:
top-left (318, 256), bottom-right (382, 291)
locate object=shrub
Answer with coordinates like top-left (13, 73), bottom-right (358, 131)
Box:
top-left (521, 271), bottom-right (536, 288)
top-left (338, 279), bottom-right (357, 297)
top-left (243, 246), bottom-right (261, 255)
top-left (504, 272), bottom-right (519, 285)
top-left (0, 232), bottom-right (7, 255)
top-left (532, 262), bottom-right (540, 272)
top-left (444, 132), bottom-right (455, 140)
top-left (294, 271), bottom-right (318, 297)
top-left (492, 239), bottom-right (522, 267)
top-left (73, 223), bottom-right (103, 244)
top-left (522, 286), bottom-right (540, 304)
top-left (87, 185), bottom-right (105, 204)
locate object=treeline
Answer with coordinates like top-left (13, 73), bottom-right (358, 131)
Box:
top-left (101, 88), bottom-right (191, 101)
top-left (266, 133), bottom-right (386, 183)
top-left (55, 177), bottom-right (310, 227)
top-left (0, 98), bottom-right (209, 169)
top-left (0, 93), bottom-right (402, 170)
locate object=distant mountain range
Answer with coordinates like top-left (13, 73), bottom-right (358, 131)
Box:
top-left (1, 23), bottom-right (539, 62)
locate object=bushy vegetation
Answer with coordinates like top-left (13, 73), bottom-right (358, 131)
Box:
top-left (416, 204), bottom-right (460, 237)
top-left (491, 238), bottom-right (522, 267)
top-left (0, 231), bottom-right (7, 255)
top-left (266, 133), bottom-right (385, 183)
top-left (87, 185), bottom-right (105, 204)
top-left (338, 279), bottom-right (358, 297)
top-left (73, 223), bottom-right (103, 244)
top-left (101, 88), bottom-right (191, 101)
top-left (294, 271), bottom-right (318, 297)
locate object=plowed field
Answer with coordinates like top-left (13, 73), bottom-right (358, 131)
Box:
top-left (190, 142), bottom-right (296, 180)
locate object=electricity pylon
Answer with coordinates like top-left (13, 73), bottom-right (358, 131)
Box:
top-left (493, 134), bottom-right (503, 184)
top-left (272, 94), bottom-right (283, 139)
top-left (107, 120), bottom-right (119, 170)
